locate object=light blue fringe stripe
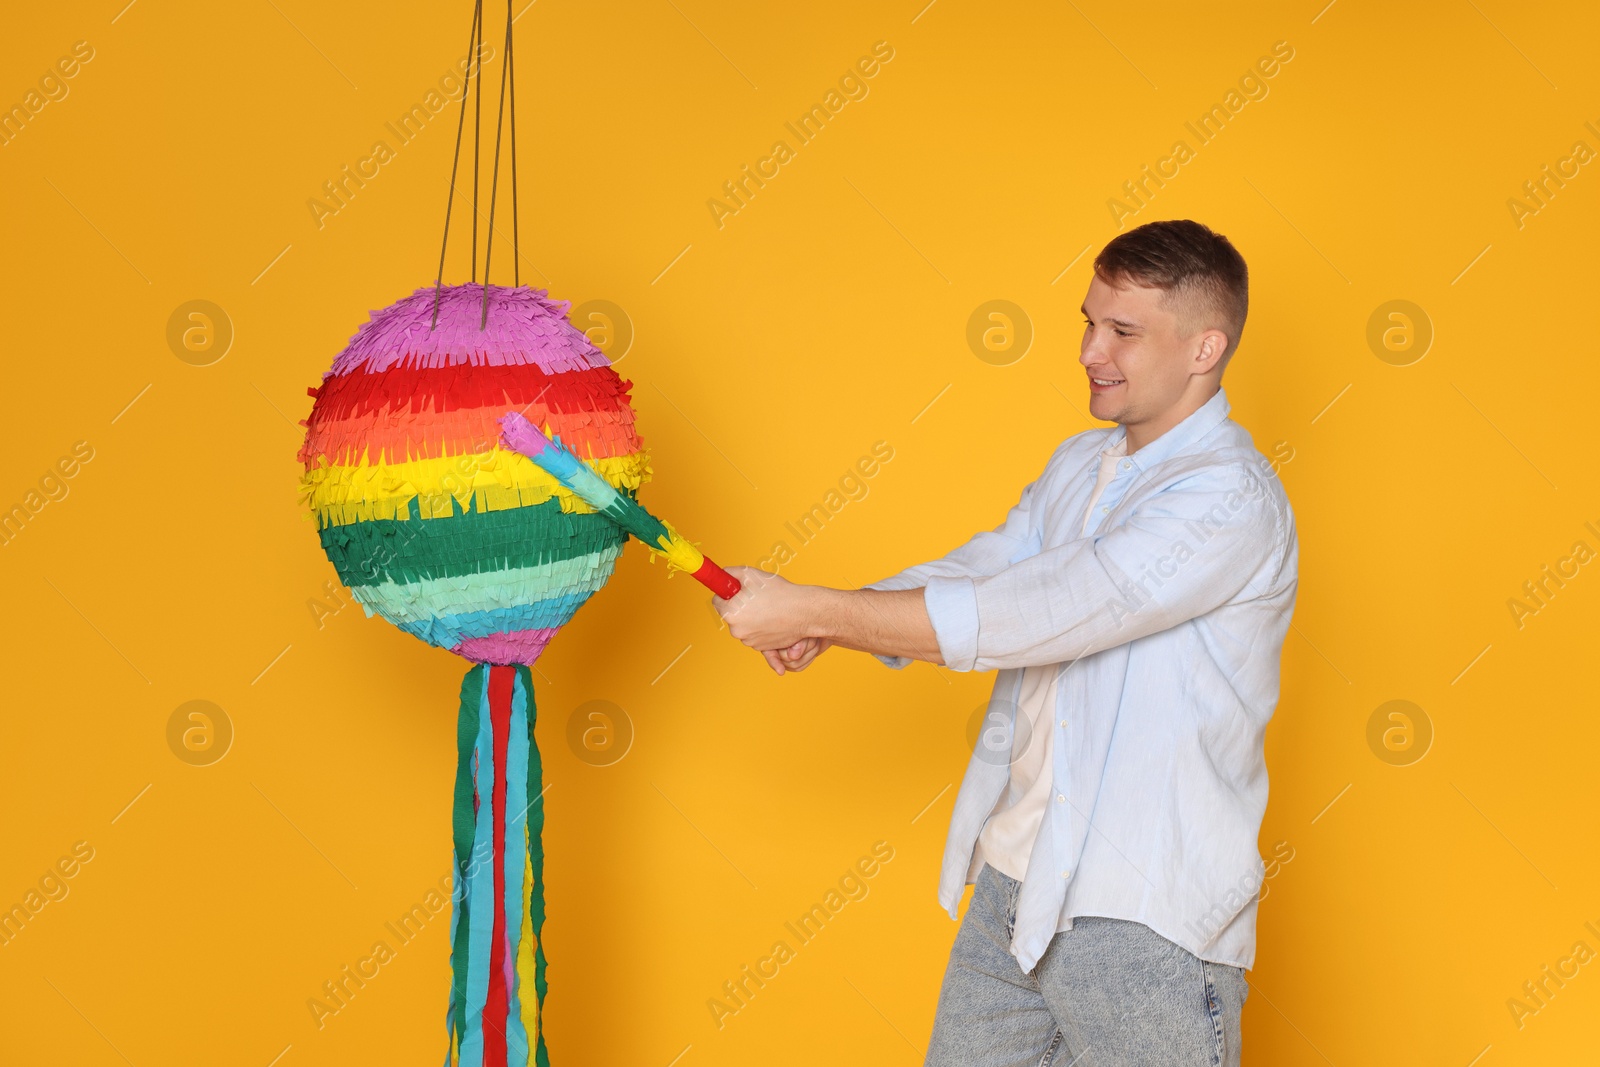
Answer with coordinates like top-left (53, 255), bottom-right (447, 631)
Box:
top-left (459, 670), bottom-right (497, 1067)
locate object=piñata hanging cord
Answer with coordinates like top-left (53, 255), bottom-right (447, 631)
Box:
top-left (426, 5), bottom-right (550, 1067)
top-left (431, 0), bottom-right (524, 332)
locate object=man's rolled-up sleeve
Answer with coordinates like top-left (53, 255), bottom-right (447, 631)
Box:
top-left (858, 450), bottom-right (1058, 669)
top-left (924, 461), bottom-right (1286, 672)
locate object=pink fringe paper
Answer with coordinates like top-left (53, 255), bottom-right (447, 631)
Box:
top-left (325, 283), bottom-right (612, 381)
top-left (453, 629), bottom-right (559, 665)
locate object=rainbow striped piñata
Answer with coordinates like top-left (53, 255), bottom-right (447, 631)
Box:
top-left (297, 281), bottom-right (650, 1067)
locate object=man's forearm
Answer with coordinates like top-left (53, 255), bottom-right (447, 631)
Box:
top-left (810, 587), bottom-right (945, 666)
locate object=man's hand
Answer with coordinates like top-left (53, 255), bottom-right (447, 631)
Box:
top-left (777, 636), bottom-right (833, 671)
top-left (712, 565), bottom-right (943, 672)
top-left (760, 637), bottom-right (833, 675)
top-left (713, 566), bottom-right (824, 653)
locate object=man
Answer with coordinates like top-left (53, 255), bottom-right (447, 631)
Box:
top-left (713, 218), bottom-right (1299, 1067)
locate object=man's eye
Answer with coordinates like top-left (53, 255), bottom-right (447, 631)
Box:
top-left (1114, 329), bottom-right (1131, 338)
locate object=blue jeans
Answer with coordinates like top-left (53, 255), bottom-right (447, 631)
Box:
top-left (925, 864), bottom-right (1248, 1067)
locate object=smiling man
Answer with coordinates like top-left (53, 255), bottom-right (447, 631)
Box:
top-left (713, 219), bottom-right (1299, 1067)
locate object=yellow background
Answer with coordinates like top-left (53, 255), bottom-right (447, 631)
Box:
top-left (3, 1), bottom-right (1598, 1063)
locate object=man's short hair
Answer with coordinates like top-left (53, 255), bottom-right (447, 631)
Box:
top-left (1093, 219), bottom-right (1249, 364)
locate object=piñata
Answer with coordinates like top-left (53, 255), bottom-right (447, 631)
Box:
top-left (298, 281), bottom-right (647, 1065)
top-left (295, 1), bottom-right (741, 1059)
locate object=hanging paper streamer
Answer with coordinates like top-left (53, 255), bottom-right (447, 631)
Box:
top-left (448, 664), bottom-right (547, 1067)
top-left (298, 282), bottom-right (646, 1065)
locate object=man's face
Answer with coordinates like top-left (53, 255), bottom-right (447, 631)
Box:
top-left (1078, 273), bottom-right (1205, 429)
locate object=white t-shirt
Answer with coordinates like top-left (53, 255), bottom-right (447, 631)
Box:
top-left (975, 435), bottom-right (1129, 881)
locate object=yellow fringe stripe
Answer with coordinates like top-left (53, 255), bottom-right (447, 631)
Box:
top-left (517, 844), bottom-right (540, 1054)
top-left (298, 447), bottom-right (653, 529)
top-left (645, 519), bottom-right (707, 576)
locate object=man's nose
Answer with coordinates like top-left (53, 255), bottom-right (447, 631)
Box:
top-left (1080, 337), bottom-right (1106, 367)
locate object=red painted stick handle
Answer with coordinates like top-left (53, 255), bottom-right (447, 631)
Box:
top-left (692, 555), bottom-right (741, 599)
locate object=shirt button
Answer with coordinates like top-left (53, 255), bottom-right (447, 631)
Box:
top-left (1059, 720), bottom-right (1067, 728)
top-left (1056, 794), bottom-right (1065, 803)
top-left (1101, 505), bottom-right (1109, 513)
top-left (1061, 870), bottom-right (1070, 879)
top-left (1122, 461), bottom-right (1131, 470)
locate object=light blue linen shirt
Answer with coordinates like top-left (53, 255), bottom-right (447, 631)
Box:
top-left (863, 386), bottom-right (1298, 973)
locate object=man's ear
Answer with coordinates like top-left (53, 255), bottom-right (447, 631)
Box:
top-left (1194, 328), bottom-right (1229, 374)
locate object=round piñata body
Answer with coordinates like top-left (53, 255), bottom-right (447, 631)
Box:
top-left (298, 283), bottom-right (649, 665)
